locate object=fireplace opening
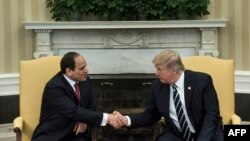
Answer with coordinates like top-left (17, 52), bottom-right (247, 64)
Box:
top-left (91, 74), bottom-right (161, 141)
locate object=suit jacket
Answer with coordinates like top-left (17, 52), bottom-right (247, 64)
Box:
top-left (129, 70), bottom-right (223, 141)
top-left (32, 72), bottom-right (103, 141)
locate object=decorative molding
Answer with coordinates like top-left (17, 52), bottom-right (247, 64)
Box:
top-left (24, 20), bottom-right (227, 59)
top-left (106, 31), bottom-right (144, 48)
top-left (0, 71), bottom-right (250, 96)
top-left (0, 123), bottom-right (13, 133)
top-left (199, 27), bottom-right (218, 56)
top-left (0, 123), bottom-right (15, 140)
top-left (0, 74), bottom-right (19, 96)
top-left (235, 71), bottom-right (250, 94)
top-left (34, 29), bottom-right (53, 58)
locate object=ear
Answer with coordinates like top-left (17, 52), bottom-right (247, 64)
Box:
top-left (172, 69), bottom-right (178, 75)
top-left (65, 68), bottom-right (73, 75)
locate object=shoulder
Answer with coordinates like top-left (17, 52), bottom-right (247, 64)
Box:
top-left (185, 69), bottom-right (211, 78)
top-left (185, 70), bottom-right (213, 83)
top-left (46, 72), bottom-right (65, 87)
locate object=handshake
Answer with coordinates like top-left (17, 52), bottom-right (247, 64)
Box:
top-left (107, 111), bottom-right (128, 129)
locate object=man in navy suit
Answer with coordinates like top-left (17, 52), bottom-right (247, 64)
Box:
top-left (114, 50), bottom-right (224, 141)
top-left (32, 52), bottom-right (120, 141)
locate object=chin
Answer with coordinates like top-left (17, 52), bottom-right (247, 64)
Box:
top-left (78, 77), bottom-right (86, 82)
top-left (83, 76), bottom-right (88, 81)
top-left (81, 75), bottom-right (88, 81)
top-left (159, 79), bottom-right (167, 84)
top-left (80, 78), bottom-right (86, 81)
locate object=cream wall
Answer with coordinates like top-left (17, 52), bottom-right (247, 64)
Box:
top-left (0, 0), bottom-right (249, 73)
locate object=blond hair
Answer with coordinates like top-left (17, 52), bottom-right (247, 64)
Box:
top-left (152, 50), bottom-right (185, 72)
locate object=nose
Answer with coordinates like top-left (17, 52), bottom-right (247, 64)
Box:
top-left (84, 67), bottom-right (88, 73)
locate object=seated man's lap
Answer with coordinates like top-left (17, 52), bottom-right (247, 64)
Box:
top-left (59, 132), bottom-right (91, 141)
top-left (156, 132), bottom-right (183, 141)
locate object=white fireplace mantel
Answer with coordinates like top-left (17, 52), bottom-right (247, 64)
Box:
top-left (24, 20), bottom-right (227, 74)
top-left (24, 20), bottom-right (227, 29)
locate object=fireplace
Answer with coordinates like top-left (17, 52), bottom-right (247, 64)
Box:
top-left (24, 20), bottom-right (227, 75)
top-left (90, 74), bottom-right (160, 141)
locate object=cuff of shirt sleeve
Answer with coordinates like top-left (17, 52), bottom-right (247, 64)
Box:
top-left (125, 115), bottom-right (131, 126)
top-left (101, 113), bottom-right (108, 126)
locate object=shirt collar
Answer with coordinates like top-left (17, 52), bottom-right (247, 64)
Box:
top-left (174, 71), bottom-right (184, 89)
top-left (63, 74), bottom-right (77, 87)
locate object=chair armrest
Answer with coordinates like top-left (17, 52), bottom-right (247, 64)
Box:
top-left (13, 116), bottom-right (23, 141)
top-left (231, 114), bottom-right (241, 125)
top-left (13, 116), bottom-right (24, 141)
top-left (14, 116), bottom-right (24, 132)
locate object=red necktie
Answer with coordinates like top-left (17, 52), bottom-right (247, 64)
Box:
top-left (74, 82), bottom-right (80, 102)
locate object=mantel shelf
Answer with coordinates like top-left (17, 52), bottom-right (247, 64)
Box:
top-left (24, 19), bottom-right (228, 30)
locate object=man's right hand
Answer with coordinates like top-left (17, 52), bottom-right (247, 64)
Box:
top-left (107, 111), bottom-right (128, 129)
top-left (108, 111), bottom-right (128, 129)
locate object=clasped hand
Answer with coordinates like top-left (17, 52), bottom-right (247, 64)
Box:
top-left (108, 111), bottom-right (128, 129)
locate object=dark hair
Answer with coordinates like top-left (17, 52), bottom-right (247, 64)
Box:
top-left (60, 52), bottom-right (80, 74)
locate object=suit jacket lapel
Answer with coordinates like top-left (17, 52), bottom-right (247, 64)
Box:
top-left (160, 84), bottom-right (171, 117)
top-left (58, 73), bottom-right (78, 101)
top-left (184, 71), bottom-right (193, 109)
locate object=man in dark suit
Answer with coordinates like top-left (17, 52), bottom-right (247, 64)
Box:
top-left (32, 52), bottom-right (120, 141)
top-left (114, 50), bottom-right (224, 141)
